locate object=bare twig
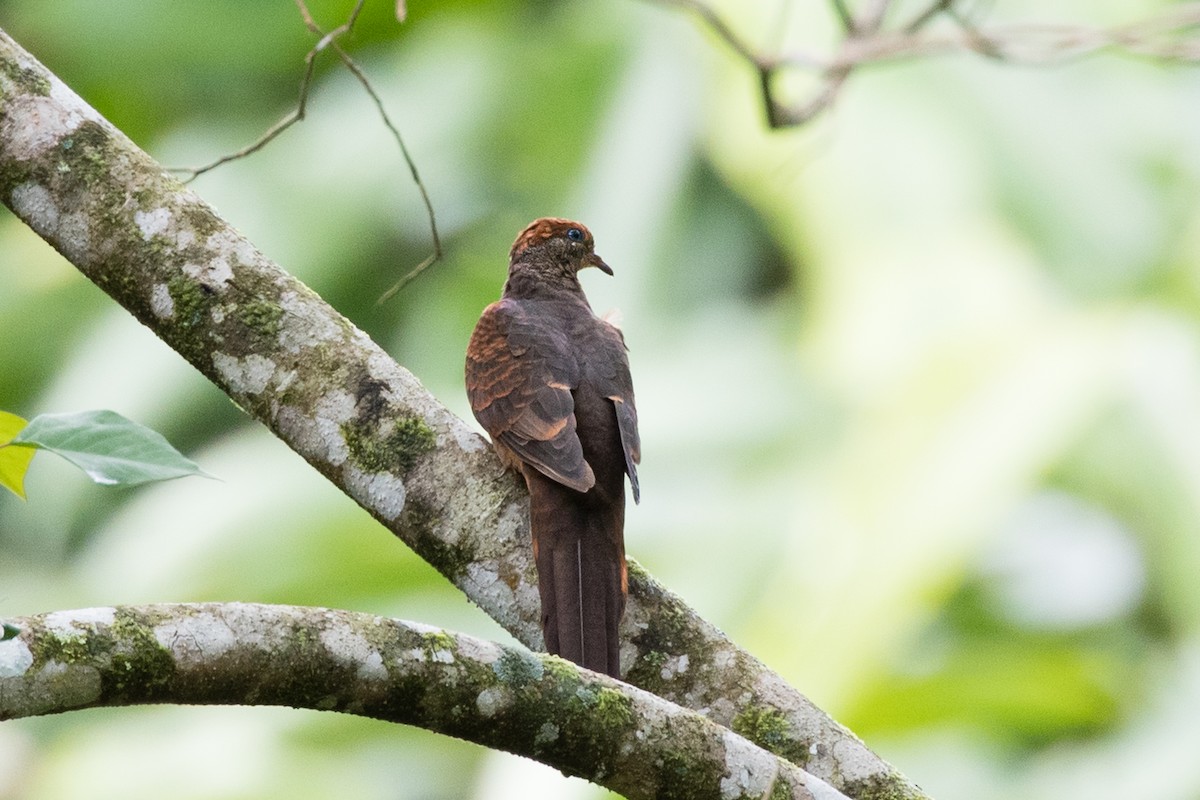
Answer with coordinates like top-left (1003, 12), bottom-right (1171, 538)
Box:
top-left (175, 0), bottom-right (441, 295)
top-left (903, 0), bottom-right (955, 35)
top-left (297, 0), bottom-right (443, 297)
top-left (654, 0), bottom-right (765, 66)
top-left (172, 47), bottom-right (321, 181)
top-left (173, 0), bottom-right (366, 181)
top-left (646, 0), bottom-right (1200, 128)
top-left (829, 0), bottom-right (855, 34)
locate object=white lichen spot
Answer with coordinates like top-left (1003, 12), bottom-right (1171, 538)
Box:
top-left (357, 651), bottom-right (386, 681)
top-left (205, 229), bottom-right (259, 271)
top-left (660, 654), bottom-right (690, 680)
top-left (802, 772), bottom-right (848, 800)
top-left (278, 291), bottom-right (343, 353)
top-left (476, 686), bottom-right (512, 718)
top-left (56, 211), bottom-right (92, 265)
top-left (404, 644), bottom-right (455, 664)
top-left (277, 408), bottom-right (323, 464)
top-left (719, 730), bottom-right (778, 800)
top-left (43, 607), bottom-right (116, 636)
top-left (454, 636), bottom-right (505, 666)
top-left (2, 72), bottom-right (103, 162)
top-left (0, 637), bottom-right (34, 678)
top-left (294, 389), bottom-right (356, 465)
top-left (150, 283), bottom-right (175, 319)
top-left (10, 183), bottom-right (59, 238)
top-left (463, 562), bottom-right (520, 621)
top-left (154, 610), bottom-right (238, 661)
top-left (182, 257), bottom-right (233, 289)
top-left (134, 207), bottom-right (171, 240)
top-left (212, 353), bottom-right (276, 396)
top-left (344, 465), bottom-right (407, 522)
top-left (319, 623), bottom-right (388, 682)
top-left (712, 649), bottom-right (737, 670)
top-left (316, 390), bottom-right (357, 427)
top-left (452, 419), bottom-right (488, 454)
top-left (534, 722), bottom-right (560, 747)
top-left (828, 736), bottom-right (878, 786)
top-left (34, 659), bottom-right (103, 711)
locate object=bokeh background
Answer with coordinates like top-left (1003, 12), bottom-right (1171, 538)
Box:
top-left (4, 1), bottom-right (1200, 798)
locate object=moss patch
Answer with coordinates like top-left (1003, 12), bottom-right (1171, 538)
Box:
top-left (33, 629), bottom-right (92, 669)
top-left (236, 297), bottom-right (283, 339)
top-left (732, 704), bottom-right (810, 767)
top-left (167, 272), bottom-right (209, 329)
top-left (104, 609), bottom-right (176, 700)
top-left (0, 58), bottom-right (52, 96)
top-left (342, 416), bottom-right (435, 475)
top-left (58, 122), bottom-right (113, 188)
top-left (419, 630), bottom-right (456, 658)
top-left (841, 772), bottom-right (929, 800)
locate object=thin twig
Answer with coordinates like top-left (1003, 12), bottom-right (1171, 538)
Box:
top-left (172, 47), bottom-right (322, 182)
top-left (857, 0), bottom-right (894, 35)
top-left (652, 0), bottom-right (765, 66)
top-left (298, 0), bottom-right (443, 298)
top-left (174, 0), bottom-right (440, 296)
top-left (645, 0), bottom-right (1200, 128)
top-left (829, 0), bottom-right (855, 34)
top-left (902, 0), bottom-right (955, 35)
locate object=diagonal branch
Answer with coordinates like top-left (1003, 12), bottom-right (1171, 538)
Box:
top-left (0, 29), bottom-right (927, 800)
top-left (0, 604), bottom-right (850, 800)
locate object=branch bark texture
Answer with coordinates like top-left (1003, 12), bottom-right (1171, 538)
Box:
top-left (0, 28), bottom-right (926, 800)
top-left (0, 604), bottom-right (850, 800)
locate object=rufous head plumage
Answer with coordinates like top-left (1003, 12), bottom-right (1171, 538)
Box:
top-left (509, 217), bottom-right (612, 276)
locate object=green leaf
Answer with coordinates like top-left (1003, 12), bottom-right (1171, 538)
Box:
top-left (11, 410), bottom-right (212, 487)
top-left (1, 622), bottom-right (19, 641)
top-left (0, 410), bottom-right (35, 499)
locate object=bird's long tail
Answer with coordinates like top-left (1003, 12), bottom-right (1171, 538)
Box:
top-left (528, 473), bottom-right (626, 678)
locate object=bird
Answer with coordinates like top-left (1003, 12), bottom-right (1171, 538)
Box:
top-left (465, 218), bottom-right (640, 679)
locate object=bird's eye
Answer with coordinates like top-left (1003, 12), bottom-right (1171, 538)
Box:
top-left (566, 228), bottom-right (584, 242)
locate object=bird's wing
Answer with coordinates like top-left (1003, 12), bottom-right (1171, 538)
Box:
top-left (466, 299), bottom-right (595, 492)
top-left (596, 321), bottom-right (641, 504)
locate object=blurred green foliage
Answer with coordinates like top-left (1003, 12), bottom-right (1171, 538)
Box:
top-left (4, 1), bottom-right (1200, 798)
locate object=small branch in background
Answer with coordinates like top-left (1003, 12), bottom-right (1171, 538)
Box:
top-left (647, 0), bottom-right (1200, 128)
top-left (173, 0), bottom-right (442, 296)
top-left (829, 0), bottom-right (855, 34)
top-left (172, 0), bottom-right (366, 182)
top-left (294, 0), bottom-right (443, 299)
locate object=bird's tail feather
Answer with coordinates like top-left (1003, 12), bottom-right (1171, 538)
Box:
top-left (530, 477), bottom-right (625, 678)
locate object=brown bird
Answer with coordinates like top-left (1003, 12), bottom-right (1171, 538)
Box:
top-left (465, 218), bottom-right (640, 678)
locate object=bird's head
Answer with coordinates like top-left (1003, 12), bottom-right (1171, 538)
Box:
top-left (508, 217), bottom-right (612, 280)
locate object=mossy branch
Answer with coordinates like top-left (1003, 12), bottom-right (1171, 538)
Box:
top-left (0, 604), bottom-right (850, 800)
top-left (0, 28), bottom-right (927, 800)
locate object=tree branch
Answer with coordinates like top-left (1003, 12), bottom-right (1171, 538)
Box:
top-left (0, 604), bottom-right (851, 800)
top-left (0, 28), bottom-right (926, 800)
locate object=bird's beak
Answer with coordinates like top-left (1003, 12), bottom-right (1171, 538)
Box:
top-left (585, 252), bottom-right (614, 276)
